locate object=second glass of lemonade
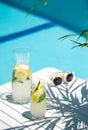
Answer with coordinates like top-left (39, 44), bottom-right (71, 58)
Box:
top-left (30, 81), bottom-right (46, 120)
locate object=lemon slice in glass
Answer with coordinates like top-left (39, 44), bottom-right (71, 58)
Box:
top-left (14, 64), bottom-right (31, 81)
top-left (32, 90), bottom-right (46, 103)
top-left (15, 69), bottom-right (27, 80)
top-left (32, 91), bottom-right (39, 102)
top-left (38, 81), bottom-right (45, 90)
top-left (32, 81), bottom-right (46, 103)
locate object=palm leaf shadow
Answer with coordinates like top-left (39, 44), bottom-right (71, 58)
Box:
top-left (46, 80), bottom-right (88, 130)
top-left (21, 79), bottom-right (88, 130)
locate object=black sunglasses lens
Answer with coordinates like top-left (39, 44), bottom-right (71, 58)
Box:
top-left (66, 73), bottom-right (73, 82)
top-left (53, 77), bottom-right (62, 86)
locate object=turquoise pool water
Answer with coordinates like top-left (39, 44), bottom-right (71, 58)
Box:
top-left (0, 2), bottom-right (88, 85)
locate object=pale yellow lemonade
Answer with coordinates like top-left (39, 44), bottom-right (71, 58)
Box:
top-left (12, 64), bottom-right (32, 104)
top-left (30, 81), bottom-right (46, 120)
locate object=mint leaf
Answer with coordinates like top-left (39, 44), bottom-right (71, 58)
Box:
top-left (18, 80), bottom-right (24, 83)
top-left (34, 81), bottom-right (40, 91)
top-left (38, 92), bottom-right (46, 103)
top-left (12, 77), bottom-right (17, 82)
top-left (26, 76), bottom-right (30, 80)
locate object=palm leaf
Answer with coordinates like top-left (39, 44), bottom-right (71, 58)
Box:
top-left (78, 29), bottom-right (88, 41)
top-left (70, 40), bottom-right (82, 49)
top-left (71, 40), bottom-right (88, 48)
top-left (28, 0), bottom-right (42, 13)
top-left (82, 42), bottom-right (88, 47)
top-left (16, 0), bottom-right (49, 14)
top-left (16, 0), bottom-right (24, 8)
top-left (59, 34), bottom-right (77, 40)
top-left (59, 30), bottom-right (88, 48)
top-left (44, 0), bottom-right (49, 6)
top-left (70, 40), bottom-right (88, 49)
top-left (71, 45), bottom-right (80, 49)
top-left (28, 0), bottom-right (49, 12)
top-left (71, 40), bottom-right (82, 45)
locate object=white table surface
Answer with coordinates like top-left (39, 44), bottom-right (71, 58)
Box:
top-left (0, 67), bottom-right (88, 130)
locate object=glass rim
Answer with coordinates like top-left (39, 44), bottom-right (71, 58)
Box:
top-left (13, 47), bottom-right (31, 53)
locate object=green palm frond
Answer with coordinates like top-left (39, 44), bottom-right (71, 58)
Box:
top-left (44, 0), bottom-right (49, 6)
top-left (29, 0), bottom-right (49, 12)
top-left (28, 0), bottom-right (42, 13)
top-left (71, 42), bottom-right (83, 49)
top-left (59, 34), bottom-right (77, 40)
top-left (17, 0), bottom-right (49, 13)
top-left (78, 29), bottom-right (88, 41)
top-left (59, 29), bottom-right (88, 49)
top-left (71, 40), bottom-right (88, 49)
top-left (16, 0), bottom-right (24, 7)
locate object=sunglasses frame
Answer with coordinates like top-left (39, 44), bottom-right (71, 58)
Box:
top-left (49, 71), bottom-right (75, 86)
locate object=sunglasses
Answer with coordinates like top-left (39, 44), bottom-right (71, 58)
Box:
top-left (49, 71), bottom-right (74, 86)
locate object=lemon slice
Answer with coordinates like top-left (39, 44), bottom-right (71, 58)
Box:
top-left (32, 91), bottom-right (39, 102)
top-left (32, 81), bottom-right (46, 103)
top-left (13, 64), bottom-right (31, 81)
top-left (15, 69), bottom-right (27, 80)
top-left (32, 91), bottom-right (46, 103)
top-left (38, 81), bottom-right (46, 90)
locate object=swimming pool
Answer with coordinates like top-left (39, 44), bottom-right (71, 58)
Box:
top-left (0, 2), bottom-right (88, 85)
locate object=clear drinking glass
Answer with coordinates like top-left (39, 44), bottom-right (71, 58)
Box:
top-left (12, 47), bottom-right (32, 104)
top-left (30, 81), bottom-right (46, 120)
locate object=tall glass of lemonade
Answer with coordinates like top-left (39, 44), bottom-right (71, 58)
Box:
top-left (30, 81), bottom-right (46, 120)
top-left (12, 48), bottom-right (32, 104)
